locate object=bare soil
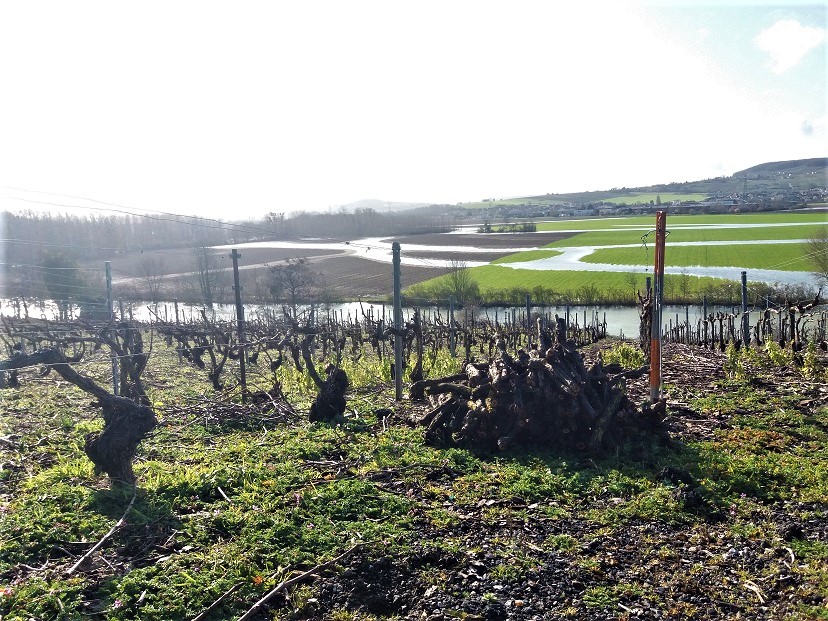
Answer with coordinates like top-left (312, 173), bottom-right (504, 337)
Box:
top-left (300, 255), bottom-right (456, 299)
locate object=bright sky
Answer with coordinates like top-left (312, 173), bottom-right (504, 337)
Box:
top-left (0, 1), bottom-right (825, 220)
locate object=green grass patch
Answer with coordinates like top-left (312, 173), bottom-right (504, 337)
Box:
top-left (541, 223), bottom-right (826, 248)
top-left (534, 212), bottom-right (827, 232)
top-left (407, 264), bottom-right (741, 305)
top-left (583, 242), bottom-right (813, 271)
top-left (491, 249), bottom-right (562, 264)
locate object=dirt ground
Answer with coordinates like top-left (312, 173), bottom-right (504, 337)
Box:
top-left (241, 255), bottom-right (457, 300)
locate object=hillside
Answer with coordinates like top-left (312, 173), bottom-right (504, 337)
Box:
top-left (735, 157), bottom-right (827, 177)
top-left (316, 159), bottom-right (826, 214)
top-left (507, 157), bottom-right (828, 206)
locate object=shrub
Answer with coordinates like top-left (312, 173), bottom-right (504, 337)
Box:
top-left (603, 343), bottom-right (645, 369)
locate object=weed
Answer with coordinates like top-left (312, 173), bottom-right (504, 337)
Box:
top-left (544, 533), bottom-right (577, 552)
top-left (802, 341), bottom-right (825, 380)
top-left (764, 340), bottom-right (793, 367)
top-left (723, 341), bottom-right (763, 380)
top-left (602, 343), bottom-right (645, 369)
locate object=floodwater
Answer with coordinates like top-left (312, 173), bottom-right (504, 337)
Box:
top-left (4, 219), bottom-right (822, 333)
top-left (0, 297), bottom-right (772, 339)
top-left (505, 239), bottom-right (816, 286)
top-left (219, 233), bottom-right (817, 286)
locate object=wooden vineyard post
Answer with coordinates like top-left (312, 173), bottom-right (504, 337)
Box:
top-left (105, 261), bottom-right (119, 396)
top-left (231, 249), bottom-right (247, 402)
top-left (449, 295), bottom-right (456, 358)
top-left (741, 271), bottom-right (749, 347)
top-left (393, 242), bottom-right (403, 401)
top-left (649, 211), bottom-right (666, 403)
top-left (703, 294), bottom-right (708, 345)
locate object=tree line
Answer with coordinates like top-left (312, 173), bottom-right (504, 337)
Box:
top-left (2, 207), bottom-right (452, 264)
top-left (0, 207), bottom-right (454, 306)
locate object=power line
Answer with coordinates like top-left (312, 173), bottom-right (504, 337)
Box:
top-left (0, 238), bottom-right (123, 251)
top-left (1, 194), bottom-right (275, 237)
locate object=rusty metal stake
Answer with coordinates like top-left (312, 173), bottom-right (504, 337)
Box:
top-left (649, 210), bottom-right (667, 402)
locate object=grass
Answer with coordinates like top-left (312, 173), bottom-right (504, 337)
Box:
top-left (533, 212), bottom-right (826, 232)
top-left (540, 223), bottom-right (826, 248)
top-left (406, 264), bottom-right (757, 305)
top-left (490, 249), bottom-right (561, 264)
top-left (412, 212), bottom-right (826, 303)
top-left (583, 242), bottom-right (814, 271)
top-left (1, 337), bottom-right (827, 619)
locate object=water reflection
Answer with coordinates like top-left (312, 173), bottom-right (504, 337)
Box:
top-left (0, 297), bottom-right (759, 339)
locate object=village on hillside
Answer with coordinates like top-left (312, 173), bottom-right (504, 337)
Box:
top-left (459, 186), bottom-right (827, 220)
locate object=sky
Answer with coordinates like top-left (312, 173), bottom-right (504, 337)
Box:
top-left (0, 1), bottom-right (825, 220)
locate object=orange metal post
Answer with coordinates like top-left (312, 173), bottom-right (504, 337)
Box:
top-left (649, 210), bottom-right (667, 402)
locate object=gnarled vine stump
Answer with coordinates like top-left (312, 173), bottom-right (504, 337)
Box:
top-left (300, 334), bottom-right (349, 422)
top-left (0, 347), bottom-right (157, 485)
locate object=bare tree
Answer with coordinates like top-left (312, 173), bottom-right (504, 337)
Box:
top-left (677, 269), bottom-right (692, 301)
top-left (138, 256), bottom-right (166, 302)
top-left (447, 260), bottom-right (479, 304)
top-left (623, 271), bottom-right (640, 302)
top-left (41, 251), bottom-right (86, 320)
top-left (269, 258), bottom-right (316, 317)
top-left (192, 247), bottom-right (226, 307)
top-left (807, 227), bottom-right (828, 286)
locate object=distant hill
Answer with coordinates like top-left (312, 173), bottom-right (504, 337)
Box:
top-left (518, 157), bottom-right (828, 206)
top-left (734, 157), bottom-right (827, 177)
top-left (353, 158), bottom-right (826, 212)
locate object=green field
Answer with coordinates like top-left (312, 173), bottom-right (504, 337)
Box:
top-left (491, 249), bottom-right (561, 264)
top-left (541, 223), bottom-right (826, 249)
top-left (406, 265), bottom-right (752, 305)
top-left (583, 242), bottom-right (814, 272)
top-left (406, 212), bottom-right (827, 304)
top-left (534, 212), bottom-right (827, 232)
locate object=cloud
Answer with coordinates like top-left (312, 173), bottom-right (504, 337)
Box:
top-left (754, 19), bottom-right (826, 74)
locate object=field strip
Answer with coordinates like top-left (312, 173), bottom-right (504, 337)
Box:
top-left (581, 242), bottom-right (812, 271)
top-left (498, 241), bottom-right (816, 285)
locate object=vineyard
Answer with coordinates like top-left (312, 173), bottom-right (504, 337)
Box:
top-left (1, 303), bottom-right (827, 620)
